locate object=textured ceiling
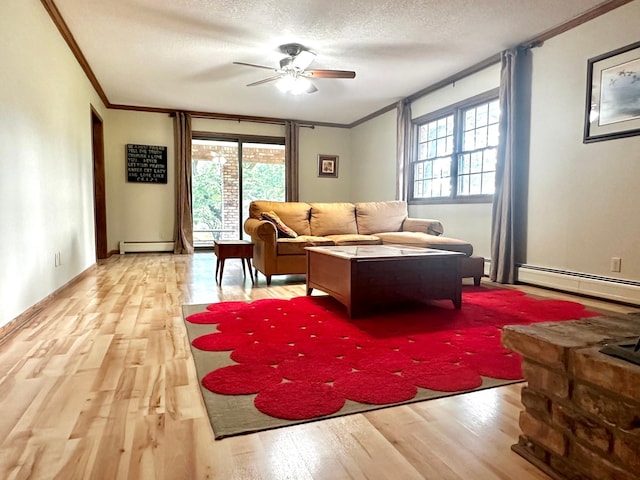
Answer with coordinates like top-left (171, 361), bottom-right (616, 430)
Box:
top-left (53, 0), bottom-right (611, 124)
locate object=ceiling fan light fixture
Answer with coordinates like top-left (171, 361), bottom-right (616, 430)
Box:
top-left (276, 73), bottom-right (314, 95)
top-left (291, 76), bottom-right (313, 95)
top-left (235, 43), bottom-right (352, 95)
top-left (279, 57), bottom-right (292, 70)
top-left (276, 74), bottom-right (295, 93)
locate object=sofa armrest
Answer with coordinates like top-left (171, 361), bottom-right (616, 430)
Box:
top-left (244, 218), bottom-right (277, 241)
top-left (402, 217), bottom-right (444, 236)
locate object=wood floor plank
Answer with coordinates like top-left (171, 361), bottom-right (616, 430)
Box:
top-left (0, 252), bottom-right (636, 479)
top-left (54, 436), bottom-right (98, 480)
top-left (309, 414), bottom-right (425, 479)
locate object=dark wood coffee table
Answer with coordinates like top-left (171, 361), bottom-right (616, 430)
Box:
top-left (306, 245), bottom-right (464, 317)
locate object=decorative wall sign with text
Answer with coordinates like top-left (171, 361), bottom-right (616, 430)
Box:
top-left (126, 144), bottom-right (168, 183)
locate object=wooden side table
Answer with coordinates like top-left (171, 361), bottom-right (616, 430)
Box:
top-left (213, 240), bottom-right (254, 285)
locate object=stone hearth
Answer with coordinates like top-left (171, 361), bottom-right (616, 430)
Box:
top-left (502, 313), bottom-right (640, 480)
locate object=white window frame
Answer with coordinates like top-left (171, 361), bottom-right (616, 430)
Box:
top-left (410, 88), bottom-right (500, 204)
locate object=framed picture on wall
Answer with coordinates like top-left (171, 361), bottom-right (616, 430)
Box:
top-left (318, 154), bottom-right (339, 178)
top-left (583, 40), bottom-right (640, 143)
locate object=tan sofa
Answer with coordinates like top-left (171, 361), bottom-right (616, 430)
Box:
top-left (244, 200), bottom-right (484, 285)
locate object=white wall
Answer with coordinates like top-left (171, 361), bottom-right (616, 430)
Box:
top-left (350, 110), bottom-right (397, 202)
top-left (0, 0), bottom-right (107, 327)
top-left (299, 126), bottom-right (353, 202)
top-left (410, 64), bottom-right (501, 118)
top-left (526, 1), bottom-right (640, 281)
top-left (104, 110), bottom-right (175, 252)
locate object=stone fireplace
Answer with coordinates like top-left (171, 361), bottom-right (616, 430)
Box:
top-left (502, 313), bottom-right (640, 480)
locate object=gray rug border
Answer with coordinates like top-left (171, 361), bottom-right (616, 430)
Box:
top-left (182, 301), bottom-right (522, 440)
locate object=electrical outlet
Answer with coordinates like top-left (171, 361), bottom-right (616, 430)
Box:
top-left (610, 257), bottom-right (621, 272)
top-left (54, 251), bottom-right (61, 267)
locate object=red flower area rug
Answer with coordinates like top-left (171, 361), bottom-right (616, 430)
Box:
top-left (182, 287), bottom-right (599, 439)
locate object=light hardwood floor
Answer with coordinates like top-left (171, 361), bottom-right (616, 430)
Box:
top-left (0, 253), bottom-right (637, 480)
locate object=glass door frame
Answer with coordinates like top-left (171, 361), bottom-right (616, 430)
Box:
top-left (191, 131), bottom-right (286, 246)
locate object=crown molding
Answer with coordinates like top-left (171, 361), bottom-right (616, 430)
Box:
top-left (348, 0), bottom-right (634, 126)
top-left (40, 0), bottom-right (110, 107)
top-left (41, 0), bottom-right (634, 129)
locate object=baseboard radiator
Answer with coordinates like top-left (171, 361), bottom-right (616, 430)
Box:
top-left (517, 264), bottom-right (640, 306)
top-left (119, 241), bottom-right (175, 254)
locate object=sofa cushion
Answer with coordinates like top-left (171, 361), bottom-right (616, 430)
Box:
top-left (250, 201), bottom-right (311, 236)
top-left (261, 211), bottom-right (298, 238)
top-left (355, 201), bottom-right (408, 235)
top-left (376, 231), bottom-right (474, 256)
top-left (309, 203), bottom-right (358, 237)
top-left (276, 236), bottom-right (335, 255)
top-left (325, 234), bottom-right (382, 246)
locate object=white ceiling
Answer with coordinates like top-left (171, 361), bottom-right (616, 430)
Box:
top-left (53, 0), bottom-right (611, 125)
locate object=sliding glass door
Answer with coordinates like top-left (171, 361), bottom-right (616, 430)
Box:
top-left (191, 135), bottom-right (285, 247)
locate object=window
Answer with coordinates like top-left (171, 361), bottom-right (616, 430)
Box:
top-left (411, 90), bottom-right (500, 203)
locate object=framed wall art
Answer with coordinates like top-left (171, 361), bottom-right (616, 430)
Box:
top-left (317, 154), bottom-right (339, 178)
top-left (583, 41), bottom-right (640, 143)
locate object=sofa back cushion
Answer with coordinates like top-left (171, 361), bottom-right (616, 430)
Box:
top-left (309, 203), bottom-right (358, 237)
top-left (249, 201), bottom-right (311, 236)
top-left (355, 201), bottom-right (408, 235)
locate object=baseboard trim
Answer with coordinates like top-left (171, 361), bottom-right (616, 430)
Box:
top-left (119, 241), bottom-right (174, 254)
top-left (517, 264), bottom-right (640, 306)
top-left (0, 264), bottom-right (97, 345)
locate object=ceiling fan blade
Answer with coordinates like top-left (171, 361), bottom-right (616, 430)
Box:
top-left (290, 50), bottom-right (316, 70)
top-left (246, 75), bottom-right (282, 87)
top-left (307, 69), bottom-right (356, 79)
top-left (233, 61), bottom-right (276, 71)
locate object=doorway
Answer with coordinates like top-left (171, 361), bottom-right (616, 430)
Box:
top-left (191, 135), bottom-right (286, 247)
top-left (91, 107), bottom-right (108, 260)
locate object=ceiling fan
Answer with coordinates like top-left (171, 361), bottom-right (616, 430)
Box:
top-left (233, 43), bottom-right (356, 95)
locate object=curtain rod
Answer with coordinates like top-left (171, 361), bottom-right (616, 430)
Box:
top-left (172, 111), bottom-right (320, 129)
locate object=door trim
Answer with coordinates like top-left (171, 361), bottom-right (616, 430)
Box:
top-left (91, 106), bottom-right (108, 260)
